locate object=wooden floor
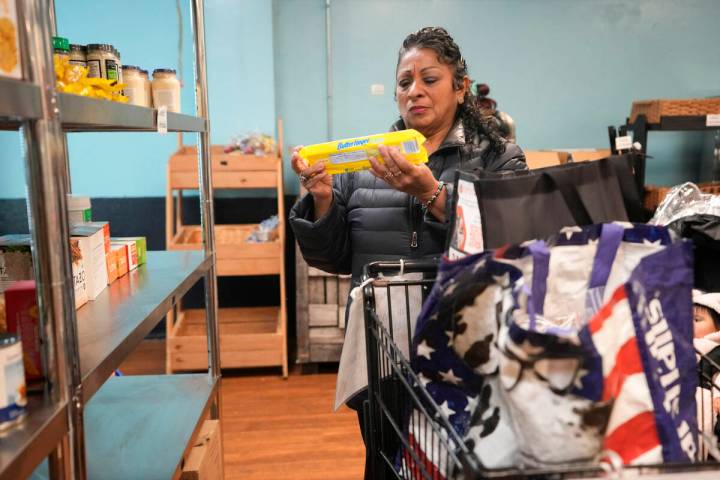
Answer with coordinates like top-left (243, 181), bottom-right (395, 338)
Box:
top-left (119, 340), bottom-right (365, 479)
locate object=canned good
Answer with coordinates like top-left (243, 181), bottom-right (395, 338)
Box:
top-left (0, 334), bottom-right (27, 431)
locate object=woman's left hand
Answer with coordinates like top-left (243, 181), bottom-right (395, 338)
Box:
top-left (368, 145), bottom-right (439, 203)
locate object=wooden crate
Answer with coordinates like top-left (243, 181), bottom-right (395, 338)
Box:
top-left (644, 182), bottom-right (720, 211)
top-left (296, 248), bottom-right (351, 364)
top-left (168, 307), bottom-right (284, 371)
top-left (169, 145), bottom-right (279, 189)
top-left (168, 224), bottom-right (282, 276)
top-left (630, 98), bottom-right (720, 124)
top-left (181, 419), bottom-right (224, 480)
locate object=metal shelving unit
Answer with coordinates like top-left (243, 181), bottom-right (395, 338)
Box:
top-left (0, 1), bottom-right (220, 479)
top-left (614, 113), bottom-right (720, 192)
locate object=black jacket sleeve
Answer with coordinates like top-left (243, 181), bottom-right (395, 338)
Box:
top-left (288, 174), bottom-right (353, 275)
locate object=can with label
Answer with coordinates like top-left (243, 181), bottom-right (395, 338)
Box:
top-left (0, 333), bottom-right (27, 431)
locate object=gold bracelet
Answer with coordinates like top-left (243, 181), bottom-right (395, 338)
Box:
top-left (422, 181), bottom-right (445, 210)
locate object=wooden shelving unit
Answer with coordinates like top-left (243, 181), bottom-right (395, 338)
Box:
top-left (166, 134), bottom-right (288, 377)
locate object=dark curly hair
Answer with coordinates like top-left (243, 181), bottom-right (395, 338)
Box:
top-left (397, 27), bottom-right (506, 158)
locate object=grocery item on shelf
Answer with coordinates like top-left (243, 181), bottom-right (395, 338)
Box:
top-left (69, 44), bottom-right (87, 67)
top-left (112, 243), bottom-right (129, 277)
top-left (106, 247), bottom-right (118, 284)
top-left (52, 36), bottom-right (70, 63)
top-left (71, 224), bottom-right (109, 301)
top-left (246, 215), bottom-right (279, 243)
top-left (5, 281), bottom-right (42, 385)
top-left (111, 240), bottom-right (138, 272)
top-left (69, 238), bottom-right (89, 309)
top-left (112, 237), bottom-right (146, 266)
top-left (224, 132), bottom-right (276, 155)
top-left (122, 65), bottom-right (152, 107)
top-left (83, 222), bottom-right (112, 285)
top-left (0, 333), bottom-right (26, 431)
top-left (67, 195), bottom-right (92, 223)
top-left (0, 234), bottom-right (33, 294)
top-left (299, 129), bottom-right (429, 175)
top-left (86, 43), bottom-right (119, 81)
top-left (0, 0), bottom-right (21, 79)
top-left (152, 68), bottom-right (181, 113)
top-left (55, 51), bottom-right (127, 102)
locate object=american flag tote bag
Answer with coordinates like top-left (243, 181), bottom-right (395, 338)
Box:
top-left (577, 241), bottom-right (699, 465)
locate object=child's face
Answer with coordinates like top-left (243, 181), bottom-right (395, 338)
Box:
top-left (694, 305), bottom-right (717, 338)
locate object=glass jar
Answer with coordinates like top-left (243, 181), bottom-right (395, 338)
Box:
top-left (69, 44), bottom-right (86, 67)
top-left (141, 69), bottom-right (152, 106)
top-left (112, 47), bottom-right (122, 84)
top-left (86, 44), bottom-right (118, 80)
top-left (52, 36), bottom-right (70, 63)
top-left (122, 65), bottom-right (151, 107)
top-left (152, 68), bottom-right (181, 113)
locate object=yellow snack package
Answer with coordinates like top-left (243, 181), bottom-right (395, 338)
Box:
top-left (299, 129), bottom-right (428, 175)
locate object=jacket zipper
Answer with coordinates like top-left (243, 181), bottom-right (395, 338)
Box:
top-left (409, 195), bottom-right (420, 250)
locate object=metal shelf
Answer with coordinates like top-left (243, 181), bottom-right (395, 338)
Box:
top-left (30, 375), bottom-right (216, 480)
top-left (0, 397), bottom-right (68, 480)
top-left (85, 374), bottom-right (215, 480)
top-left (77, 251), bottom-right (211, 403)
top-left (59, 93), bottom-right (207, 132)
top-left (0, 77), bottom-right (42, 127)
top-left (627, 115), bottom-right (720, 132)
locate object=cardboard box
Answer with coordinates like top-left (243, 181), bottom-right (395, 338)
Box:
top-left (181, 420), bottom-right (223, 480)
top-left (524, 151), bottom-right (566, 170)
top-left (5, 281), bottom-right (43, 384)
top-left (112, 237), bottom-right (147, 266)
top-left (106, 248), bottom-right (118, 283)
top-left (70, 239), bottom-right (89, 309)
top-left (82, 222), bottom-right (113, 284)
top-left (71, 224), bottom-right (108, 301)
top-left (67, 195), bottom-right (92, 224)
top-left (0, 234), bottom-right (33, 294)
top-left (567, 149), bottom-right (612, 162)
top-left (112, 244), bottom-right (129, 277)
top-left (0, 0), bottom-right (22, 79)
top-left (111, 240), bottom-right (138, 271)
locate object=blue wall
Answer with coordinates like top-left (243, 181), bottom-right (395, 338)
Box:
top-left (0, 0), bottom-right (275, 199)
top-left (275, 0), bottom-right (720, 194)
top-left (2, 0), bottom-right (719, 199)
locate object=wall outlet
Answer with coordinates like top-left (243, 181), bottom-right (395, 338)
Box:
top-left (370, 84), bottom-right (385, 95)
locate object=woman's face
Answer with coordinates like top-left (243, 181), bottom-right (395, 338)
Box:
top-left (396, 48), bottom-right (466, 135)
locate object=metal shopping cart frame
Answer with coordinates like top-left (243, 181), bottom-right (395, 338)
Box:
top-left (362, 260), bottom-right (720, 480)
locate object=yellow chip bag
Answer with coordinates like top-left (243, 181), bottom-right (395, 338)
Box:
top-left (299, 129), bottom-right (428, 175)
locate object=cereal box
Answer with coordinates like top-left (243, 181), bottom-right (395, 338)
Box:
top-left (70, 239), bottom-right (89, 309)
top-left (111, 240), bottom-right (138, 271)
top-left (112, 237), bottom-right (146, 266)
top-left (112, 244), bottom-right (128, 277)
top-left (71, 224), bottom-right (108, 301)
top-left (4, 281), bottom-right (42, 384)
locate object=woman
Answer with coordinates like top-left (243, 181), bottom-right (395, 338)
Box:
top-left (291, 27), bottom-right (527, 477)
top-left (290, 27), bottom-right (526, 283)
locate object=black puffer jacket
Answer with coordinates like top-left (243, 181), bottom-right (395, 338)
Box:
top-left (290, 118), bottom-right (527, 282)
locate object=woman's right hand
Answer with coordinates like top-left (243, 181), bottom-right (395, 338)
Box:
top-left (291, 146), bottom-right (334, 219)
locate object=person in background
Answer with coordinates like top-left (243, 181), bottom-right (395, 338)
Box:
top-left (475, 82), bottom-right (516, 144)
top-left (693, 290), bottom-right (720, 457)
top-left (289, 26), bottom-right (526, 478)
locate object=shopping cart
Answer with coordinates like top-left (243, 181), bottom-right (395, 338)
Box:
top-left (362, 260), bottom-right (720, 480)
